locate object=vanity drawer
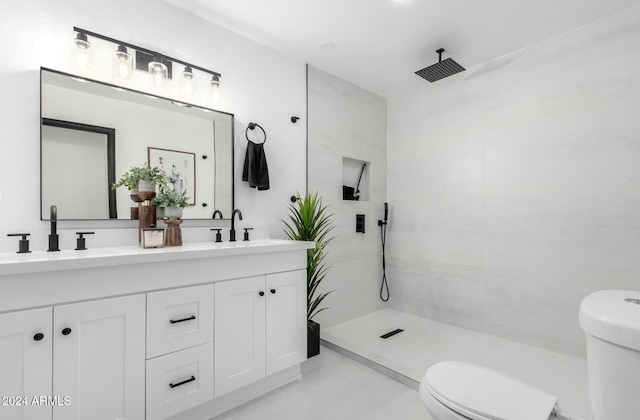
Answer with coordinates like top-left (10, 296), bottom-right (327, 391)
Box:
top-left (147, 284), bottom-right (214, 358)
top-left (146, 341), bottom-right (214, 420)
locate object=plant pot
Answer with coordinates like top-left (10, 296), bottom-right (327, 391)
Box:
top-left (164, 207), bottom-right (183, 219)
top-left (138, 180), bottom-right (156, 201)
top-left (307, 321), bottom-right (320, 358)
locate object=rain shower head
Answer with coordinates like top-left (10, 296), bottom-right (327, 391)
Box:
top-left (415, 48), bottom-right (465, 83)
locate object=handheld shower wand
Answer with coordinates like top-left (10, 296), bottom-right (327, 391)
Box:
top-left (378, 203), bottom-right (389, 301)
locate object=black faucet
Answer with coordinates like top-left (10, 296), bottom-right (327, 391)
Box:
top-left (229, 209), bottom-right (243, 242)
top-left (48, 205), bottom-right (60, 252)
top-left (212, 210), bottom-right (223, 219)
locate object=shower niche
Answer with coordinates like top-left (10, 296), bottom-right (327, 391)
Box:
top-left (342, 157), bottom-right (370, 201)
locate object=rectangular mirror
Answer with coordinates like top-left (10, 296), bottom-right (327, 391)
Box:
top-left (40, 68), bottom-right (234, 221)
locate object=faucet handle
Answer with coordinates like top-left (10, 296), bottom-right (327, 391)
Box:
top-left (7, 233), bottom-right (31, 254)
top-left (243, 228), bottom-right (254, 242)
top-left (75, 231), bottom-right (95, 251)
top-left (210, 228), bottom-right (223, 243)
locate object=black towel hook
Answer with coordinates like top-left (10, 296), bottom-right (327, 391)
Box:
top-left (246, 122), bottom-right (266, 144)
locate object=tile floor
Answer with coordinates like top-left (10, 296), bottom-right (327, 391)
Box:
top-left (213, 346), bottom-right (429, 420)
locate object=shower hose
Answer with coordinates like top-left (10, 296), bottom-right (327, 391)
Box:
top-left (379, 218), bottom-right (389, 302)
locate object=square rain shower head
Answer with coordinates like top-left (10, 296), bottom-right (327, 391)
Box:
top-left (415, 49), bottom-right (465, 83)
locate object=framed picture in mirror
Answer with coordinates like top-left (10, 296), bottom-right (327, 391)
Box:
top-left (148, 147), bottom-right (196, 205)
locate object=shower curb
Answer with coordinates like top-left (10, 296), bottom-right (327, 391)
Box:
top-left (320, 339), bottom-right (420, 391)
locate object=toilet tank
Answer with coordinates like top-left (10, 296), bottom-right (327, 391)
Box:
top-left (579, 290), bottom-right (640, 420)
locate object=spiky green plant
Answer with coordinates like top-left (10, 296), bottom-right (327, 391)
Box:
top-left (282, 192), bottom-right (335, 329)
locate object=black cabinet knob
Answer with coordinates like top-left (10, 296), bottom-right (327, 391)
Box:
top-left (61, 327), bottom-right (72, 336)
top-left (258, 291), bottom-right (265, 297)
top-left (270, 289), bottom-right (276, 294)
top-left (33, 333), bottom-right (44, 341)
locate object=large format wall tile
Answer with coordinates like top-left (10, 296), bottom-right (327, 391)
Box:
top-left (387, 7), bottom-right (640, 357)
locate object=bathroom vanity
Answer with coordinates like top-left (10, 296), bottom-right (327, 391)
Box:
top-left (0, 239), bottom-right (313, 420)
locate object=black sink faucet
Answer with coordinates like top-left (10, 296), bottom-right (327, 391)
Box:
top-left (48, 205), bottom-right (60, 252)
top-left (229, 209), bottom-right (243, 242)
top-left (212, 210), bottom-right (223, 219)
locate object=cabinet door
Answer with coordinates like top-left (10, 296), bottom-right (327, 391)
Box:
top-left (214, 276), bottom-right (266, 397)
top-left (52, 295), bottom-right (145, 420)
top-left (147, 284), bottom-right (214, 358)
top-left (0, 307), bottom-right (52, 420)
top-left (266, 270), bottom-right (307, 375)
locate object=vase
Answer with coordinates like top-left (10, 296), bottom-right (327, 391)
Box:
top-left (307, 321), bottom-right (321, 358)
top-left (138, 180), bottom-right (156, 201)
top-left (164, 207), bottom-right (183, 219)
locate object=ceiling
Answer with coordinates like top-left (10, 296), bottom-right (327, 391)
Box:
top-left (164, 0), bottom-right (640, 98)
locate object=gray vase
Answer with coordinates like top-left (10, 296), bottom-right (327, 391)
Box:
top-left (164, 207), bottom-right (183, 219)
top-left (138, 180), bottom-right (155, 192)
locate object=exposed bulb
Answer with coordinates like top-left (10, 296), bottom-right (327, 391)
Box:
top-left (112, 45), bottom-right (133, 82)
top-left (210, 75), bottom-right (222, 105)
top-left (72, 32), bottom-right (93, 73)
top-left (148, 59), bottom-right (168, 90)
top-left (180, 66), bottom-right (196, 99)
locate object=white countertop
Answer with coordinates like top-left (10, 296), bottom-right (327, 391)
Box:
top-left (0, 239), bottom-right (315, 276)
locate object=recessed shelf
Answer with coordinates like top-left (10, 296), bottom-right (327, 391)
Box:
top-left (342, 157), bottom-right (370, 201)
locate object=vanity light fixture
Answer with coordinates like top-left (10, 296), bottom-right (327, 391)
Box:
top-left (71, 27), bottom-right (222, 104)
top-left (112, 45), bottom-right (133, 82)
top-left (72, 31), bottom-right (94, 73)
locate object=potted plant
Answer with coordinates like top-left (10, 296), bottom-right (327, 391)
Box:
top-left (282, 192), bottom-right (335, 358)
top-left (153, 187), bottom-right (190, 219)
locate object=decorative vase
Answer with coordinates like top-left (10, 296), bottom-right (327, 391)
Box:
top-left (307, 321), bottom-right (321, 358)
top-left (138, 181), bottom-right (156, 201)
top-left (164, 207), bottom-right (183, 219)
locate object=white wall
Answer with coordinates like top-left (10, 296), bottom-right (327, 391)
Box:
top-left (307, 66), bottom-right (388, 327)
top-left (0, 0), bottom-right (306, 251)
top-left (387, 7), bottom-right (640, 357)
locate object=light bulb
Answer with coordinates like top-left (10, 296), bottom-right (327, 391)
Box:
top-left (210, 75), bottom-right (222, 105)
top-left (148, 58), bottom-right (168, 90)
top-left (112, 45), bottom-right (133, 82)
top-left (180, 66), bottom-right (196, 99)
top-left (71, 32), bottom-right (94, 73)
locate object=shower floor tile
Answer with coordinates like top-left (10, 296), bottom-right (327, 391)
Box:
top-left (322, 308), bottom-right (590, 419)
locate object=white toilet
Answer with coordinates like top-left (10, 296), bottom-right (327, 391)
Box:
top-left (419, 290), bottom-right (640, 420)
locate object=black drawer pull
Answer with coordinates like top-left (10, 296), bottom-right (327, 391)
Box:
top-left (33, 333), bottom-right (44, 341)
top-left (61, 328), bottom-right (72, 336)
top-left (258, 291), bottom-right (265, 297)
top-left (169, 315), bottom-right (196, 324)
top-left (270, 289), bottom-right (276, 294)
top-left (169, 375), bottom-right (196, 389)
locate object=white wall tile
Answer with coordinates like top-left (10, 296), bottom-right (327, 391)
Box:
top-left (387, 7), bottom-right (640, 356)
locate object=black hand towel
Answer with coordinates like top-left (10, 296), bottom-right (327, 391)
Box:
top-left (242, 140), bottom-right (270, 190)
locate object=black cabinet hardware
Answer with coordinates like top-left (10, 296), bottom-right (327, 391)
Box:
top-left (270, 289), bottom-right (276, 294)
top-left (169, 375), bottom-right (196, 389)
top-left (258, 291), bottom-right (265, 297)
top-left (33, 333), bottom-right (44, 341)
top-left (169, 315), bottom-right (196, 324)
top-left (61, 328), bottom-right (72, 336)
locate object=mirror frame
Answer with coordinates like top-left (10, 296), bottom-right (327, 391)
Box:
top-left (40, 67), bottom-right (235, 221)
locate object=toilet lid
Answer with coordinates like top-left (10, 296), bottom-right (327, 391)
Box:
top-left (423, 362), bottom-right (557, 420)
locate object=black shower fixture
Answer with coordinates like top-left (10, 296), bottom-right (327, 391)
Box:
top-left (415, 48), bottom-right (465, 83)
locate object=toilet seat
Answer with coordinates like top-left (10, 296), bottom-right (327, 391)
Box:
top-left (422, 362), bottom-right (558, 420)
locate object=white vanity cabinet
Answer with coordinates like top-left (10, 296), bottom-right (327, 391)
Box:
top-left (214, 270), bottom-right (307, 397)
top-left (0, 295), bottom-right (145, 420)
top-left (0, 240), bottom-right (313, 420)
